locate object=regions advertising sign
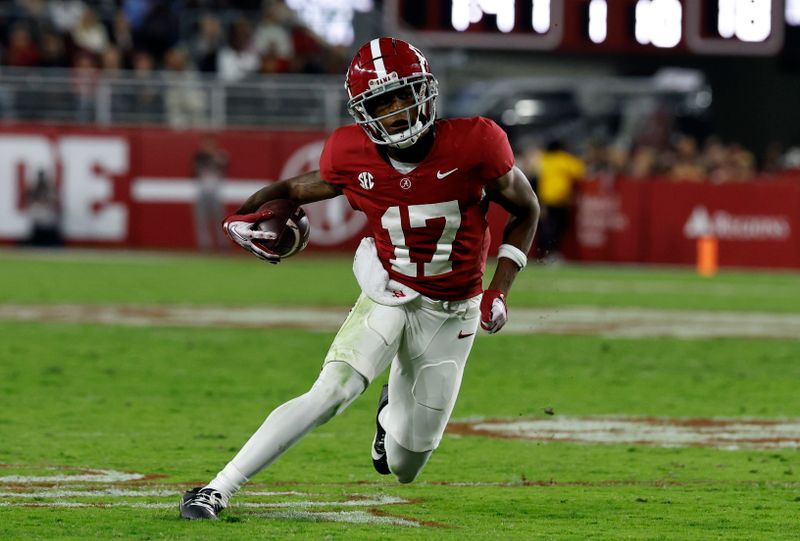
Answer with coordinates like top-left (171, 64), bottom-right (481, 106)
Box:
top-left (568, 178), bottom-right (800, 269)
top-left (645, 179), bottom-right (800, 268)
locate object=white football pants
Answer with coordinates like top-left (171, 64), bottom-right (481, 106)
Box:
top-left (325, 293), bottom-right (481, 452)
top-left (207, 293), bottom-right (480, 498)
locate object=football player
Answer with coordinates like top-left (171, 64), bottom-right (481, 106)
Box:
top-left (180, 37), bottom-right (539, 520)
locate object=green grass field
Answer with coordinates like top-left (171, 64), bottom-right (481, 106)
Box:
top-left (1, 250), bottom-right (799, 540)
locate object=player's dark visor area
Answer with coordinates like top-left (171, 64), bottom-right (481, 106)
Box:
top-left (365, 87), bottom-right (415, 115)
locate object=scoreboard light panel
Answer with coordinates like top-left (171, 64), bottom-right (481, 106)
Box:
top-left (385, 0), bottom-right (786, 55)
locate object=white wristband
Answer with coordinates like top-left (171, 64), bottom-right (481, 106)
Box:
top-left (497, 243), bottom-right (527, 270)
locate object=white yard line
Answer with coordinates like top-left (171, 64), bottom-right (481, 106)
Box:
top-left (449, 416), bottom-right (800, 450)
top-left (540, 278), bottom-right (797, 299)
top-left (0, 469), bottom-right (145, 483)
top-left (0, 480), bottom-right (418, 526)
top-left (0, 303), bottom-right (798, 339)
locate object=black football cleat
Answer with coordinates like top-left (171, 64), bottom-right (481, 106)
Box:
top-left (372, 384), bottom-right (391, 475)
top-left (179, 487), bottom-right (226, 520)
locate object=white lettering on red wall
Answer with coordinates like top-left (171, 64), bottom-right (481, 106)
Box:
top-left (575, 193), bottom-right (629, 247)
top-left (0, 135), bottom-right (128, 240)
top-left (683, 205), bottom-right (791, 241)
top-left (59, 137), bottom-right (129, 240)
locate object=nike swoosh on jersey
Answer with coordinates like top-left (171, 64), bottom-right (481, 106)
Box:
top-left (436, 168), bottom-right (458, 179)
top-left (457, 330), bottom-right (474, 339)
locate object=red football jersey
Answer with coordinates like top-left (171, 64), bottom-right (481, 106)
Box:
top-left (320, 117), bottom-right (514, 300)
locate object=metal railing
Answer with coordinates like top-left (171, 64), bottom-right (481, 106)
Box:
top-left (0, 68), bottom-right (351, 130)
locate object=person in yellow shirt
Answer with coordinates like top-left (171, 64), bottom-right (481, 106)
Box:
top-left (536, 140), bottom-right (585, 263)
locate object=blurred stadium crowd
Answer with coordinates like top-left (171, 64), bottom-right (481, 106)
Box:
top-left (525, 135), bottom-right (800, 186)
top-left (0, 0), bottom-right (348, 79)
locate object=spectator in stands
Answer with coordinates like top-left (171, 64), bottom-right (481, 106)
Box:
top-left (39, 30), bottom-right (70, 68)
top-left (628, 145), bottom-right (658, 179)
top-left (289, 25), bottom-right (325, 73)
top-left (712, 144), bottom-right (755, 182)
top-left (111, 12), bottom-right (134, 59)
top-left (253, 46), bottom-right (290, 75)
top-left (5, 24), bottom-right (41, 67)
top-left (101, 45), bottom-right (123, 74)
top-left (323, 45), bottom-right (349, 75)
top-left (25, 169), bottom-right (63, 247)
top-left (3, 0), bottom-right (348, 79)
top-left (71, 53), bottom-right (98, 121)
top-left (583, 140), bottom-right (613, 177)
top-left (163, 46), bottom-right (207, 128)
top-left (191, 134), bottom-right (228, 251)
top-left (16, 0), bottom-right (50, 40)
top-left (669, 135), bottom-right (705, 182)
top-left (762, 141), bottom-right (785, 173)
top-left (136, 0), bottom-right (179, 59)
top-left (607, 145), bottom-right (630, 177)
top-left (699, 136), bottom-right (727, 178)
top-left (253, 5), bottom-right (293, 60)
top-left (265, 0), bottom-right (297, 26)
top-left (190, 13), bottom-right (223, 73)
top-left (536, 140), bottom-right (585, 263)
top-left (217, 18), bottom-right (258, 82)
top-left (71, 7), bottom-right (109, 56)
top-left (129, 50), bottom-right (161, 119)
top-left (48, 0), bottom-right (86, 34)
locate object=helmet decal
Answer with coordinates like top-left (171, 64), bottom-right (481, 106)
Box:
top-left (369, 38), bottom-right (388, 78)
top-left (345, 37), bottom-right (438, 148)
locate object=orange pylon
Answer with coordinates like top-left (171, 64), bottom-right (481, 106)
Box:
top-left (697, 235), bottom-right (718, 277)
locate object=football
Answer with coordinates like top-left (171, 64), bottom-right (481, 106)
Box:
top-left (252, 199), bottom-right (311, 258)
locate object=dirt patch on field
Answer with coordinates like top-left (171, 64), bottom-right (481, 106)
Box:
top-left (448, 416), bottom-right (800, 449)
top-left (1, 304), bottom-right (799, 339)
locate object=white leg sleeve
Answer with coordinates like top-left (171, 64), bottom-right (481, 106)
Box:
top-left (207, 361), bottom-right (366, 499)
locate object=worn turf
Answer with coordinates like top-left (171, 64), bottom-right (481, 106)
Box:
top-left (1, 249), bottom-right (799, 539)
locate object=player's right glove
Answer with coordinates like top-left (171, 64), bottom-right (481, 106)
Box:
top-left (222, 210), bottom-right (281, 264)
top-left (480, 289), bottom-right (508, 334)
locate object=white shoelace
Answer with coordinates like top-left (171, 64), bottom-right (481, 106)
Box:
top-left (191, 490), bottom-right (225, 511)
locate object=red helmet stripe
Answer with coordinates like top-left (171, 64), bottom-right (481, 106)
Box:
top-left (369, 38), bottom-right (387, 77)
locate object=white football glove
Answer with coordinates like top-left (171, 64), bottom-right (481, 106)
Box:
top-left (222, 210), bottom-right (281, 264)
top-left (480, 289), bottom-right (508, 334)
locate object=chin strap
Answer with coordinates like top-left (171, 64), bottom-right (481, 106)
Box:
top-left (387, 120), bottom-right (424, 149)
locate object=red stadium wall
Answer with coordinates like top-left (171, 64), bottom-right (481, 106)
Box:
top-left (568, 177), bottom-right (800, 269)
top-left (0, 124), bottom-right (368, 252)
top-left (2, 124), bottom-right (799, 269)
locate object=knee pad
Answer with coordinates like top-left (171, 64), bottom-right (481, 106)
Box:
top-left (386, 360), bottom-right (461, 452)
top-left (411, 360), bottom-right (458, 411)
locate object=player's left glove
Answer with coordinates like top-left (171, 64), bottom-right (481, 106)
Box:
top-left (222, 210), bottom-right (281, 264)
top-left (480, 289), bottom-right (508, 334)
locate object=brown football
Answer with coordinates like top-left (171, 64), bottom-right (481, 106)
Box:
top-left (252, 199), bottom-right (311, 258)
